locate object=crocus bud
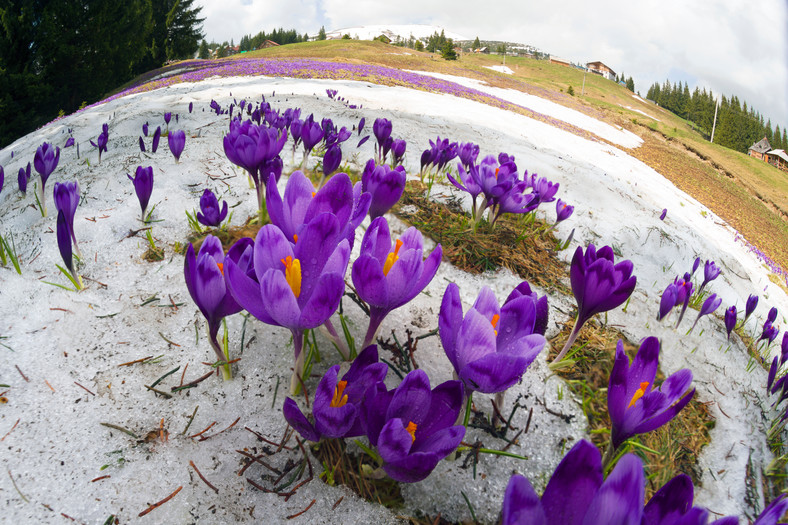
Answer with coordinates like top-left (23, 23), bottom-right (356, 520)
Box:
top-left (152, 126), bottom-right (161, 153)
top-left (659, 208), bottom-right (667, 220)
top-left (168, 130), bottom-right (186, 162)
top-left (725, 306), bottom-right (737, 340)
top-left (556, 199), bottom-right (574, 223)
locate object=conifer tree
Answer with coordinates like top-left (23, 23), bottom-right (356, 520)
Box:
top-left (317, 26), bottom-right (326, 40)
top-left (473, 36), bottom-right (480, 49)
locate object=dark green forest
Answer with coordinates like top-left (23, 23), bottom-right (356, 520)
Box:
top-left (646, 80), bottom-right (787, 153)
top-left (0, 0), bottom-right (204, 148)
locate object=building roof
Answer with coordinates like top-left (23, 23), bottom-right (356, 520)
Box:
top-left (768, 149), bottom-right (788, 163)
top-left (586, 61), bottom-right (616, 76)
top-left (749, 137), bottom-right (772, 154)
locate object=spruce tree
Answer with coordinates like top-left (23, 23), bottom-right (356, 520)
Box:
top-left (198, 39), bottom-right (209, 59)
top-left (441, 39), bottom-right (457, 60)
top-left (317, 26), bottom-right (326, 40)
top-left (473, 36), bottom-right (480, 49)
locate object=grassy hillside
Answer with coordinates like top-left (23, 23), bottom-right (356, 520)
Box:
top-left (125, 39), bottom-right (788, 277)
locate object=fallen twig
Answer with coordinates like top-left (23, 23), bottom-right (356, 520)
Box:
top-left (190, 460), bottom-right (219, 493)
top-left (138, 486), bottom-right (182, 517)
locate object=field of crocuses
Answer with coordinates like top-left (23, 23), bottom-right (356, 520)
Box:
top-left (1, 62), bottom-right (788, 524)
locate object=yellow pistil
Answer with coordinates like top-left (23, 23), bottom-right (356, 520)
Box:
top-left (405, 421), bottom-right (417, 443)
top-left (491, 314), bottom-right (500, 336)
top-left (216, 262), bottom-right (224, 275)
top-left (627, 382), bottom-right (650, 409)
top-left (280, 255), bottom-right (302, 298)
top-left (383, 239), bottom-right (404, 276)
top-left (330, 380), bottom-right (348, 408)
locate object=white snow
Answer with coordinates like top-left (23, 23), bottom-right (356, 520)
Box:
top-left (406, 69), bottom-right (643, 149)
top-left (484, 65), bottom-right (514, 75)
top-left (1, 70), bottom-right (786, 523)
top-left (622, 105), bottom-right (661, 121)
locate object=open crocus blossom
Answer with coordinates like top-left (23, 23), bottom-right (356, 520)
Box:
top-left (555, 198), bottom-right (574, 224)
top-left (363, 369), bottom-right (465, 483)
top-left (33, 142), bottom-right (60, 216)
top-left (553, 244), bottom-right (637, 363)
top-left (501, 440), bottom-right (644, 525)
top-left (373, 117), bottom-right (393, 162)
top-left (361, 159), bottom-right (407, 220)
top-left (184, 235), bottom-right (253, 379)
top-left (128, 166), bottom-right (154, 221)
top-left (439, 282), bottom-right (546, 394)
top-left (283, 345), bottom-right (388, 441)
top-left (197, 189), bottom-right (228, 227)
top-left (53, 181), bottom-right (81, 258)
top-left (608, 337), bottom-right (694, 452)
top-left (266, 170), bottom-right (370, 251)
top-left (352, 217), bottom-right (442, 348)
top-left (167, 129), bottom-right (186, 162)
top-left (225, 215), bottom-right (350, 393)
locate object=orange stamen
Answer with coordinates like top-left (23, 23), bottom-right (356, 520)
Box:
top-left (405, 421), bottom-right (417, 443)
top-left (383, 239), bottom-right (404, 276)
top-left (495, 167), bottom-right (500, 179)
top-left (293, 234), bottom-right (298, 243)
top-left (627, 382), bottom-right (650, 409)
top-left (280, 256), bottom-right (302, 298)
top-left (331, 380), bottom-right (348, 408)
top-left (216, 262), bottom-right (224, 275)
top-left (491, 314), bottom-right (500, 336)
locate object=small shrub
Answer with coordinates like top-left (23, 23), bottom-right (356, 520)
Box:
top-left (567, 85), bottom-right (575, 96)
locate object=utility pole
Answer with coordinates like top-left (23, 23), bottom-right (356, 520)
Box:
top-left (710, 97), bottom-right (720, 143)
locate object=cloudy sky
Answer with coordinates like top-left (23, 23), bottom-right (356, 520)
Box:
top-left (195, 0), bottom-right (788, 129)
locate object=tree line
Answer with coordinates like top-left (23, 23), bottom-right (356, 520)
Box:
top-left (646, 80), bottom-right (787, 153)
top-left (0, 0), bottom-right (204, 148)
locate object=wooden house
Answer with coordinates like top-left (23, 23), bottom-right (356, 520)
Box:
top-left (549, 56), bottom-right (571, 67)
top-left (256, 40), bottom-right (280, 50)
top-left (587, 61), bottom-right (616, 80)
top-left (767, 149), bottom-right (788, 171)
top-left (748, 137), bottom-right (772, 161)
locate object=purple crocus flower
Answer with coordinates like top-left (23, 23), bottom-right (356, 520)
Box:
top-left (266, 170), bottom-right (370, 251)
top-left (755, 494), bottom-right (788, 525)
top-left (501, 440), bottom-right (643, 525)
top-left (300, 117), bottom-right (324, 168)
top-left (361, 159), bottom-right (407, 220)
top-left (138, 137), bottom-right (146, 153)
top-left (0, 166), bottom-right (3, 195)
top-left (322, 144), bottom-right (342, 178)
top-left (196, 189), bottom-right (228, 227)
top-left (458, 142), bottom-right (479, 169)
top-left (659, 208), bottom-right (667, 220)
top-left (18, 163), bottom-right (31, 194)
top-left (768, 307), bottom-right (779, 324)
top-left (142, 123), bottom-right (149, 137)
top-left (531, 175), bottom-right (560, 204)
top-left (759, 320), bottom-right (779, 345)
top-left (489, 181), bottom-right (540, 226)
top-left (643, 474), bottom-right (738, 525)
top-left (390, 139), bottom-right (406, 166)
top-left (697, 260), bottom-right (720, 294)
top-left (188, 102), bottom-right (193, 113)
top-left (439, 282), bottom-right (545, 394)
top-left (608, 337), bottom-right (694, 450)
top-left (690, 293), bottom-right (721, 332)
top-left (447, 162), bottom-right (484, 220)
top-left (152, 126), bottom-right (162, 153)
top-left (167, 129), bottom-right (186, 162)
top-left (372, 118), bottom-right (392, 162)
top-left (357, 135), bottom-right (370, 148)
top-left (357, 117), bottom-right (366, 135)
top-left (352, 217), bottom-right (442, 347)
top-left (64, 137), bottom-right (75, 148)
top-left (554, 244), bottom-right (637, 362)
top-left (724, 305), bottom-right (737, 340)
top-left (56, 210), bottom-right (75, 276)
top-left (283, 345), bottom-right (388, 441)
top-left (224, 216), bottom-right (350, 393)
top-left (184, 235), bottom-right (253, 378)
top-left (128, 166), bottom-right (154, 221)
top-left (555, 199), bottom-right (574, 224)
top-left (744, 294), bottom-right (759, 325)
top-left (164, 112), bottom-right (171, 125)
top-left (691, 257), bottom-right (701, 275)
top-left (363, 369), bottom-right (465, 483)
top-left (33, 142), bottom-right (60, 216)
top-left (90, 128), bottom-right (108, 163)
top-left (657, 283), bottom-right (678, 321)
top-left (53, 181), bottom-right (81, 258)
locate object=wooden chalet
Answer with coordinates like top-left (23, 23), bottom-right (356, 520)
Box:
top-left (586, 61), bottom-right (616, 81)
top-left (767, 149), bottom-right (788, 171)
top-left (748, 137), bottom-right (772, 161)
top-left (256, 40), bottom-right (280, 50)
top-left (549, 56), bottom-right (571, 67)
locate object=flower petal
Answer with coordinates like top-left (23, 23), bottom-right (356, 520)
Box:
top-left (282, 398), bottom-right (320, 442)
top-left (502, 475), bottom-right (547, 525)
top-left (542, 440), bottom-right (603, 525)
